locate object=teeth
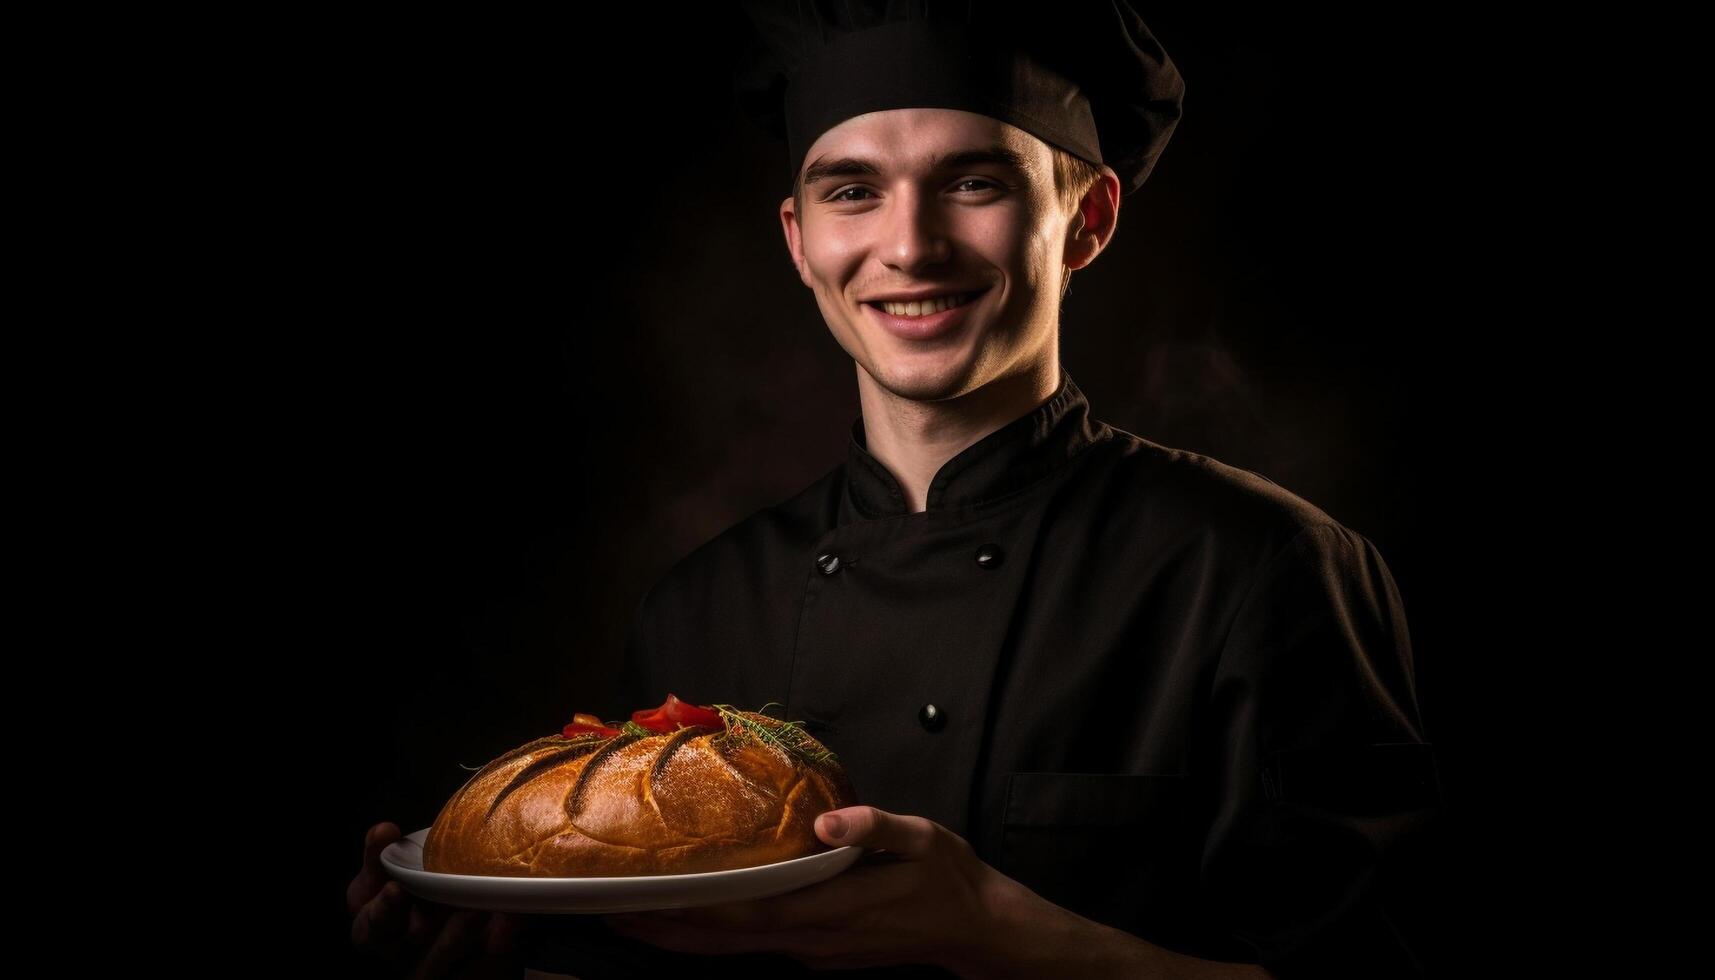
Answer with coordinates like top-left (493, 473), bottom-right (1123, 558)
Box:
top-left (877, 292), bottom-right (976, 317)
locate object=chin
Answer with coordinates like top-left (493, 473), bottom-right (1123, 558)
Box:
top-left (863, 353), bottom-right (985, 403)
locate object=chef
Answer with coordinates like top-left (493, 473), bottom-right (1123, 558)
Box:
top-left (521, 2), bottom-right (1443, 977)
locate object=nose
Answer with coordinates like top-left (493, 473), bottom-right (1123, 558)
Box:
top-left (876, 186), bottom-right (953, 274)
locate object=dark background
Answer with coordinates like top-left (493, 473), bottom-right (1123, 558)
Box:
top-left (275, 5), bottom-right (1540, 974)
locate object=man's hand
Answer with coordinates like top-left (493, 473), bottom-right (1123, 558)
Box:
top-left (599, 805), bottom-right (1006, 972)
top-left (348, 820), bottom-right (527, 978)
top-left (599, 806), bottom-right (1276, 978)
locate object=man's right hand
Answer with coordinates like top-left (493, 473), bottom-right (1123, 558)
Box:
top-left (348, 821), bottom-right (526, 978)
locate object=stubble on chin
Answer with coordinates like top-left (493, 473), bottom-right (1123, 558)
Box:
top-left (861, 357), bottom-right (986, 405)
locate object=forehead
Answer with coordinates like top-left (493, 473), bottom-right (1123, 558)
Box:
top-left (799, 107), bottom-right (1051, 184)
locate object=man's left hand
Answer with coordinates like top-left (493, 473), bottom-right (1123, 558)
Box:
top-left (600, 805), bottom-right (1014, 972)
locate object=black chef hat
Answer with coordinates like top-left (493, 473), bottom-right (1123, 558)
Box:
top-left (732, 0), bottom-right (1186, 197)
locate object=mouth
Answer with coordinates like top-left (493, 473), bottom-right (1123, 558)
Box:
top-left (862, 286), bottom-right (991, 342)
top-left (864, 290), bottom-right (984, 317)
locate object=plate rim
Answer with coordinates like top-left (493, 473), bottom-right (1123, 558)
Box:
top-left (382, 826), bottom-right (862, 884)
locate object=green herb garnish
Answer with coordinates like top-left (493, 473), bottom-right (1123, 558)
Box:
top-left (711, 701), bottom-right (838, 765)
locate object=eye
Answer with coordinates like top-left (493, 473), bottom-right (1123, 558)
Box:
top-left (827, 180), bottom-right (1002, 203)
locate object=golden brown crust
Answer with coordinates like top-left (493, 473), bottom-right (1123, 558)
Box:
top-left (421, 712), bottom-right (857, 877)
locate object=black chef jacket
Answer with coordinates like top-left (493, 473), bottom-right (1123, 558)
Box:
top-left (521, 366), bottom-right (1443, 979)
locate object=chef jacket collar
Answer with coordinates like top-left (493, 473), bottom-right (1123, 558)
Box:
top-left (843, 365), bottom-right (1104, 519)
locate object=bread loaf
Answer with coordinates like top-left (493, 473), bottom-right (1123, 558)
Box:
top-left (422, 699), bottom-right (856, 877)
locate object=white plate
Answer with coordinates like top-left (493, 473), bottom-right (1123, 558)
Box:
top-left (380, 828), bottom-right (865, 914)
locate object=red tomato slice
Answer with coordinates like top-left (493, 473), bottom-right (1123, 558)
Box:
top-left (630, 705), bottom-right (675, 732)
top-left (663, 693), bottom-right (724, 730)
top-left (562, 722), bottom-right (621, 738)
top-left (632, 694), bottom-right (725, 732)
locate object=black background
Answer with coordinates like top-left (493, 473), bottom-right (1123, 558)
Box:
top-left (272, 5), bottom-right (1545, 974)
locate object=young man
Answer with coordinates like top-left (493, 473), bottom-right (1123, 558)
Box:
top-left (349, 4), bottom-right (1440, 977)
top-left (578, 3), bottom-right (1439, 975)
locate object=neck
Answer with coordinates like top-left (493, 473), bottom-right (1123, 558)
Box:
top-left (855, 354), bottom-right (1061, 514)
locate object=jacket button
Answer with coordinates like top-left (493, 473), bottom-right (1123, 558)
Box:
top-left (816, 553), bottom-right (842, 575)
top-left (975, 543), bottom-right (1004, 568)
top-left (918, 703), bottom-right (946, 732)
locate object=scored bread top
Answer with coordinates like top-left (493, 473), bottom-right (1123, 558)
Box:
top-left (422, 711), bottom-right (856, 877)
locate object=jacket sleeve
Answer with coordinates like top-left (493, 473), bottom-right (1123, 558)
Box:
top-left (1199, 522), bottom-right (1444, 978)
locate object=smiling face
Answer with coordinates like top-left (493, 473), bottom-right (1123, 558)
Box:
top-left (780, 108), bottom-right (1116, 403)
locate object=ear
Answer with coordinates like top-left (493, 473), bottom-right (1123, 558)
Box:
top-left (1063, 166), bottom-right (1122, 273)
top-left (779, 195), bottom-right (812, 288)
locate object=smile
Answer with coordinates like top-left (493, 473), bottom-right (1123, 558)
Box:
top-left (863, 286), bottom-right (990, 342)
top-left (866, 291), bottom-right (982, 318)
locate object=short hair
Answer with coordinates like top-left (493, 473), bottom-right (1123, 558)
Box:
top-left (1049, 145), bottom-right (1104, 220)
top-left (789, 143), bottom-right (1105, 300)
top-left (1050, 145), bottom-right (1104, 301)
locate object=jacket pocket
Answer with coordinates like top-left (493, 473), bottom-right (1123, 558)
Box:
top-left (998, 773), bottom-right (1192, 894)
top-left (998, 771), bottom-right (1219, 955)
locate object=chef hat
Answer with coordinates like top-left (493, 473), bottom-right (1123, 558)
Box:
top-left (732, 0), bottom-right (1186, 196)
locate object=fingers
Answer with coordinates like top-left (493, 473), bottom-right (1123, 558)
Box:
top-left (613, 860), bottom-right (917, 933)
top-left (346, 832), bottom-right (511, 980)
top-left (351, 880), bottom-right (412, 953)
top-left (408, 899), bottom-right (453, 949)
top-left (605, 914), bottom-right (844, 958)
top-left (348, 821), bottom-right (402, 917)
top-left (366, 821), bottom-right (401, 870)
top-left (482, 912), bottom-right (523, 959)
top-left (355, 886), bottom-right (474, 976)
top-left (819, 806), bottom-right (941, 858)
top-left (406, 908), bottom-right (488, 980)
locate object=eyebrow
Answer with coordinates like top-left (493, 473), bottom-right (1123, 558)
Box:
top-left (802, 145), bottom-right (1036, 187)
